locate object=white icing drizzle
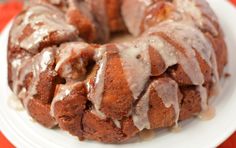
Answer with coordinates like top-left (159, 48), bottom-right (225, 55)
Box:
top-left (130, 20), bottom-right (220, 130)
top-left (161, 22), bottom-right (212, 65)
top-left (133, 87), bottom-right (151, 130)
top-left (158, 20), bottom-right (219, 101)
top-left (10, 4), bottom-right (76, 53)
top-left (147, 36), bottom-right (178, 69)
top-left (117, 41), bottom-right (151, 100)
top-left (210, 49), bottom-right (220, 94)
top-left (133, 78), bottom-right (180, 131)
top-left (87, 46), bottom-right (107, 116)
top-left (205, 24), bottom-right (220, 94)
top-left (146, 20), bottom-right (219, 111)
top-left (174, 0), bottom-right (218, 36)
top-left (170, 124), bottom-right (182, 133)
top-left (197, 85), bottom-right (208, 111)
top-left (55, 42), bottom-right (89, 80)
top-left (14, 47), bottom-right (55, 110)
top-left (197, 86), bottom-right (217, 120)
top-left (56, 42), bottom-right (88, 70)
top-left (11, 56), bottom-right (31, 94)
top-left (154, 79), bottom-right (179, 125)
top-left (146, 22), bottom-right (205, 85)
top-left (149, 21), bottom-right (220, 114)
top-left (157, 21), bottom-right (219, 85)
top-left (90, 108), bottom-right (106, 120)
top-left (113, 119), bottom-right (121, 128)
top-left (122, 0), bottom-right (152, 36)
top-left (149, 31), bottom-right (215, 88)
top-left (50, 82), bottom-right (79, 117)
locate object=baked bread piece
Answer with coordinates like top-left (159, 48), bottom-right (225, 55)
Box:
top-left (8, 0), bottom-right (227, 143)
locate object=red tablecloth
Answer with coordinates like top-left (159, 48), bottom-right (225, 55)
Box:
top-left (0, 1), bottom-right (235, 148)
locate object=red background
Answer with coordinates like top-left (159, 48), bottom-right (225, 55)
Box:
top-left (0, 0), bottom-right (235, 147)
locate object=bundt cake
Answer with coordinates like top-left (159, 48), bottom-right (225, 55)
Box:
top-left (7, 0), bottom-right (228, 143)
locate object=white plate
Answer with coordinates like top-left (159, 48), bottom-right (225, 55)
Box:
top-left (1, 0), bottom-right (236, 147)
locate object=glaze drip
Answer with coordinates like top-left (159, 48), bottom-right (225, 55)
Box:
top-left (87, 46), bottom-right (107, 114)
top-left (50, 82), bottom-right (79, 117)
top-left (197, 85), bottom-right (208, 111)
top-left (113, 119), bottom-right (121, 128)
top-left (133, 87), bottom-right (151, 130)
top-left (117, 41), bottom-right (151, 100)
top-left (14, 47), bottom-right (55, 110)
top-left (133, 78), bottom-right (180, 130)
top-left (122, 0), bottom-right (152, 36)
top-left (147, 22), bottom-right (205, 85)
top-left (11, 55), bottom-right (31, 94)
top-left (154, 79), bottom-right (180, 125)
top-left (55, 42), bottom-right (89, 80)
top-left (90, 108), bottom-right (106, 119)
top-left (10, 4), bottom-right (76, 53)
top-left (174, 0), bottom-right (218, 36)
